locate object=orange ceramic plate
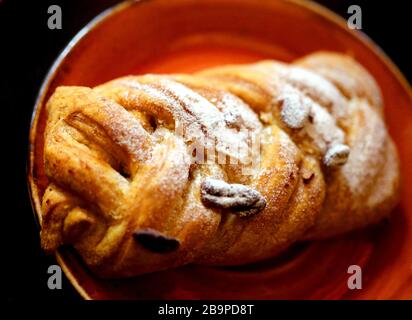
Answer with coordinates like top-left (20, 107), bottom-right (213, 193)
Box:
top-left (28, 0), bottom-right (412, 299)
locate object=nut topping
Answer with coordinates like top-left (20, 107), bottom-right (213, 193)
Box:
top-left (133, 228), bottom-right (180, 253)
top-left (200, 178), bottom-right (266, 217)
top-left (323, 143), bottom-right (350, 167)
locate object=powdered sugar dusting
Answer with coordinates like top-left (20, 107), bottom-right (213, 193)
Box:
top-left (93, 96), bottom-right (151, 162)
top-left (304, 100), bottom-right (346, 153)
top-left (282, 66), bottom-right (347, 119)
top-left (341, 99), bottom-right (387, 194)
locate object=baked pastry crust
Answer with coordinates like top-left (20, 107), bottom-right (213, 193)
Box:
top-left (39, 52), bottom-right (400, 277)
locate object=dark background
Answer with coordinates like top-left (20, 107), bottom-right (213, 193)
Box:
top-left (1, 0), bottom-right (410, 301)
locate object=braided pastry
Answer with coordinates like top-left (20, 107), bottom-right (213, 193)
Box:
top-left (40, 52), bottom-right (400, 277)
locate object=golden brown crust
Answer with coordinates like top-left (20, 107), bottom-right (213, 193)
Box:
top-left (39, 52), bottom-right (400, 277)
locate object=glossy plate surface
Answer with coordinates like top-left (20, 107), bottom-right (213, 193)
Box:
top-left (28, 0), bottom-right (412, 299)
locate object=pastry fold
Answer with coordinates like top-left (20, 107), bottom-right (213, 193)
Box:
top-left (40, 52), bottom-right (400, 277)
